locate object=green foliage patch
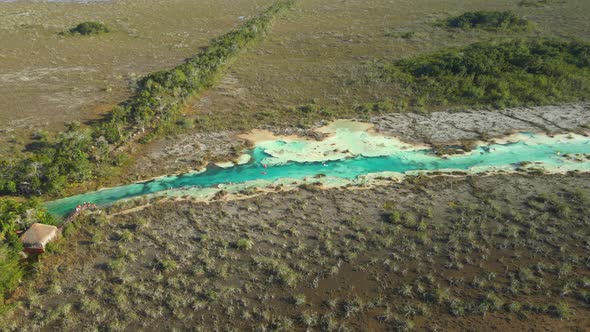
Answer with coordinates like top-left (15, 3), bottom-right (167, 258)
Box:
top-left (1, 199), bottom-right (55, 241)
top-left (0, 199), bottom-right (54, 311)
top-left (381, 39), bottom-right (590, 108)
top-left (0, 122), bottom-right (94, 195)
top-left (0, 244), bottom-right (22, 312)
top-left (443, 11), bottom-right (533, 32)
top-left (69, 21), bottom-right (111, 35)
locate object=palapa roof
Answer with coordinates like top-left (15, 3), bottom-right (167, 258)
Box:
top-left (20, 223), bottom-right (59, 250)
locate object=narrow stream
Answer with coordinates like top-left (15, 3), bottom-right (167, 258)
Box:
top-left (45, 125), bottom-right (590, 217)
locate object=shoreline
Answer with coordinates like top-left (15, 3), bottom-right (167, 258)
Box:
top-left (125, 102), bottom-right (590, 186)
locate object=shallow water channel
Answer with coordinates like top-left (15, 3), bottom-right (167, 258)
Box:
top-left (46, 122), bottom-right (590, 217)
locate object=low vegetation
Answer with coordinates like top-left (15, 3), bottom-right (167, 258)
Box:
top-left (518, 0), bottom-right (564, 7)
top-left (1, 174), bottom-right (588, 330)
top-left (0, 245), bottom-right (22, 314)
top-left (380, 39), bottom-right (590, 108)
top-left (68, 21), bottom-right (111, 35)
top-left (443, 11), bottom-right (533, 32)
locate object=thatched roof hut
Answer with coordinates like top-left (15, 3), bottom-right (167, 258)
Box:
top-left (20, 223), bottom-right (59, 254)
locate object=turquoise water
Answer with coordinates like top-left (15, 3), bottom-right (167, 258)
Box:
top-left (45, 132), bottom-right (590, 217)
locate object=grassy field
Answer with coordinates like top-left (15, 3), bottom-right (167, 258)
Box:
top-left (192, 0), bottom-right (590, 121)
top-left (4, 0), bottom-right (589, 145)
top-left (0, 0), bottom-right (275, 150)
top-left (1, 174), bottom-right (589, 330)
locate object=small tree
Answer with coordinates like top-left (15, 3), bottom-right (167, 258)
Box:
top-left (69, 21), bottom-right (111, 35)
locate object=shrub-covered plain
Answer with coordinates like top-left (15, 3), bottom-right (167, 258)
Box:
top-left (1, 174), bottom-right (588, 330)
top-left (380, 39), bottom-right (590, 108)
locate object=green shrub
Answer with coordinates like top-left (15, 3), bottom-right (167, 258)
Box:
top-left (388, 210), bottom-right (402, 224)
top-left (506, 301), bottom-right (521, 313)
top-left (236, 238), bottom-right (254, 250)
top-left (444, 11), bottom-right (533, 32)
top-left (62, 222), bottom-right (77, 238)
top-left (292, 294), bottom-right (306, 306)
top-left (256, 257), bottom-right (299, 287)
top-left (1, 199), bottom-right (55, 239)
top-left (483, 292), bottom-right (504, 310)
top-left (158, 259), bottom-right (178, 271)
top-left (551, 302), bottom-right (571, 319)
top-left (69, 21), bottom-right (111, 35)
top-left (381, 39), bottom-right (590, 108)
top-left (449, 299), bottom-right (466, 317)
top-left (401, 31), bottom-right (416, 39)
top-left (0, 243), bottom-right (23, 309)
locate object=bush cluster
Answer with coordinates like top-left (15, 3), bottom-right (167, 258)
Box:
top-left (1, 199), bottom-right (55, 240)
top-left (444, 11), bottom-right (533, 32)
top-left (0, 122), bottom-right (94, 195)
top-left (381, 39), bottom-right (590, 108)
top-left (69, 21), bottom-right (111, 35)
top-left (0, 199), bottom-right (55, 311)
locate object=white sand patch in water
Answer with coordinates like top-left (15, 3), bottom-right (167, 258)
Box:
top-left (254, 120), bottom-right (428, 165)
top-left (236, 154), bottom-right (251, 165)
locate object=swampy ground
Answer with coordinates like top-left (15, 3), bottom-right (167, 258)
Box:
top-left (2, 174), bottom-right (590, 331)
